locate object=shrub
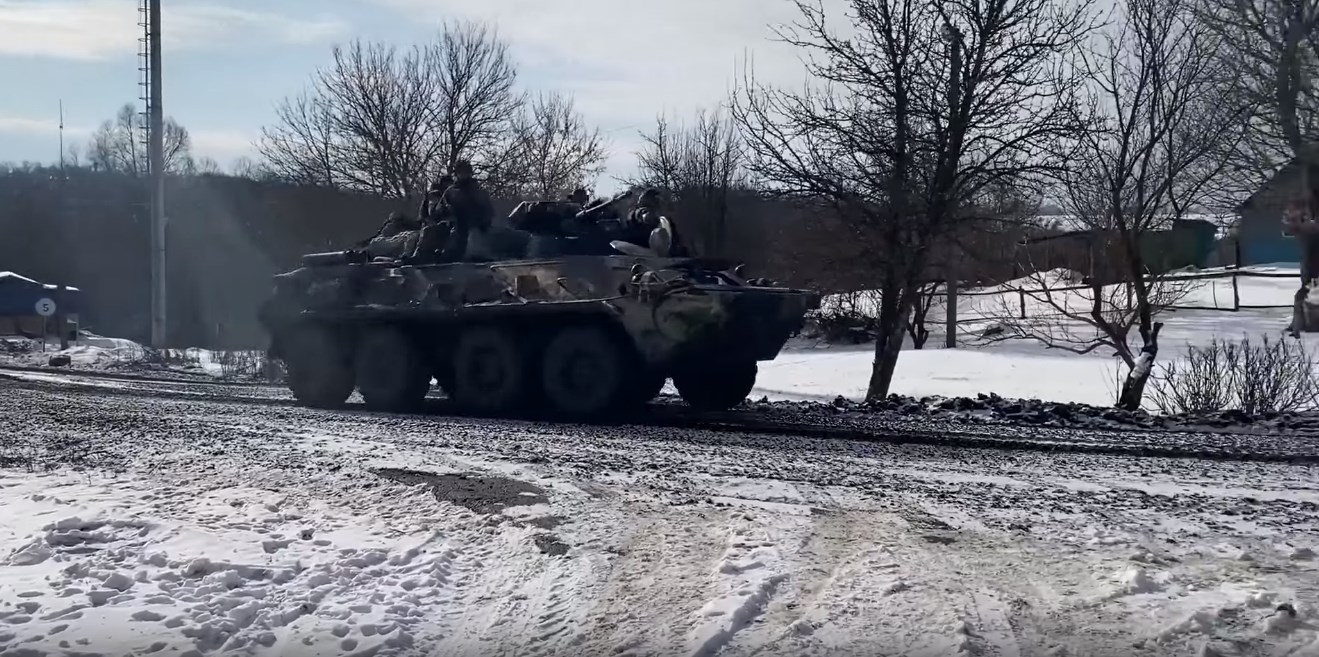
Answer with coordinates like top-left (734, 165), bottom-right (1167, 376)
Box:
top-left (1148, 335), bottom-right (1319, 415)
top-left (216, 350), bottom-right (264, 378)
top-left (804, 290), bottom-right (881, 343)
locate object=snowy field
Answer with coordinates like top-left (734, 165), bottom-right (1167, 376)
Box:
top-left (756, 266), bottom-right (1308, 407)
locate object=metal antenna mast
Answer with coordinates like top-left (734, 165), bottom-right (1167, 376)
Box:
top-left (139, 0), bottom-right (166, 347)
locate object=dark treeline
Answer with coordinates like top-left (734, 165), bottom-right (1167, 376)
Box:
top-left (0, 166), bottom-right (864, 349)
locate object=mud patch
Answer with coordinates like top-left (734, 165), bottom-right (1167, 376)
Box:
top-left (533, 534), bottom-right (570, 557)
top-left (373, 468), bottom-right (548, 515)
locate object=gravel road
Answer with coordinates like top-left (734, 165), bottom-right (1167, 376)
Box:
top-left (3, 369), bottom-right (1317, 535)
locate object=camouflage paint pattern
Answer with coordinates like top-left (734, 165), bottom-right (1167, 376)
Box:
top-left (261, 253), bottom-right (820, 368)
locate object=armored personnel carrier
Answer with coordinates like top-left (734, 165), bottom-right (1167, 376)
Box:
top-left (258, 203), bottom-right (820, 418)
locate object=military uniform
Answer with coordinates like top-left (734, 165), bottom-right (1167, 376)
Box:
top-left (438, 161), bottom-right (494, 262)
top-left (418, 176), bottom-right (453, 223)
top-left (364, 213), bottom-right (420, 260)
top-left (622, 189), bottom-right (663, 248)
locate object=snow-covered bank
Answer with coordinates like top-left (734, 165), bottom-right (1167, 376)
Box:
top-left (0, 332), bottom-right (270, 381)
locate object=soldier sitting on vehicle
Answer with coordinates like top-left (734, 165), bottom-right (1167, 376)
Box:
top-left (362, 212), bottom-right (421, 260)
top-left (620, 188), bottom-right (689, 257)
top-left (437, 159), bottom-right (494, 262)
top-left (566, 187), bottom-right (589, 207)
top-left (418, 174), bottom-right (454, 223)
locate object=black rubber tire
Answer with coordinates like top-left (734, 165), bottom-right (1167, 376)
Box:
top-left (451, 327), bottom-right (527, 414)
top-left (673, 360), bottom-right (758, 412)
top-left (540, 324), bottom-right (637, 417)
top-left (283, 325), bottom-right (354, 408)
top-left (355, 326), bottom-right (430, 413)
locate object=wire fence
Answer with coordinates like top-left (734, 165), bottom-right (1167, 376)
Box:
top-left (820, 268), bottom-right (1301, 332)
top-left (953, 268), bottom-right (1297, 324)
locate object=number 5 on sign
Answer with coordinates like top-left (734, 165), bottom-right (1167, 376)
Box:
top-left (35, 298), bottom-right (57, 317)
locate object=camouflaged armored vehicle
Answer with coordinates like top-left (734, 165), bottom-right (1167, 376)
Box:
top-left (258, 201), bottom-right (820, 418)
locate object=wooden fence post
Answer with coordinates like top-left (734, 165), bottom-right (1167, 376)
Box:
top-left (945, 278), bottom-right (958, 348)
top-left (1018, 288), bottom-right (1027, 319)
top-left (1232, 236), bottom-right (1242, 311)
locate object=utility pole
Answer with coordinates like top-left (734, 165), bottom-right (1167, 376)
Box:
top-left (144, 0), bottom-right (167, 347)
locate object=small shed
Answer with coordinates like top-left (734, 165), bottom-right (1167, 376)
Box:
top-left (0, 272), bottom-right (80, 337)
top-left (1236, 151), bottom-right (1318, 266)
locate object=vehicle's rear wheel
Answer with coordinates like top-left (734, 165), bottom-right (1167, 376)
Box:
top-left (283, 325), bottom-right (354, 408)
top-left (355, 326), bottom-right (430, 412)
top-left (673, 360), bottom-right (757, 412)
top-left (540, 324), bottom-right (639, 417)
top-left (451, 327), bottom-right (527, 414)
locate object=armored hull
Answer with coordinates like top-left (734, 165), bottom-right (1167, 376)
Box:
top-left (259, 252), bottom-right (820, 417)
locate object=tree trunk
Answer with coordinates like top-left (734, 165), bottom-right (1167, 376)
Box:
top-left (1116, 321), bottom-right (1163, 411)
top-left (866, 285), bottom-right (915, 401)
top-left (907, 296), bottom-right (931, 349)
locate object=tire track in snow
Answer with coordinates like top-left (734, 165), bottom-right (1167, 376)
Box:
top-left (573, 506), bottom-right (736, 656)
top-left (683, 511), bottom-right (798, 657)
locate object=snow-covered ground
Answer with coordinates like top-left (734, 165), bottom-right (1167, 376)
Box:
top-left (2, 440), bottom-right (1316, 657)
top-left (0, 332), bottom-right (265, 380)
top-left (2, 338), bottom-right (1318, 655)
top-left (755, 266), bottom-right (1308, 407)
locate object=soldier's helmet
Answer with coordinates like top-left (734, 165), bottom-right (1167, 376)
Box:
top-left (638, 187), bottom-right (660, 208)
top-left (569, 188), bottom-right (589, 204)
top-left (452, 160), bottom-right (474, 177)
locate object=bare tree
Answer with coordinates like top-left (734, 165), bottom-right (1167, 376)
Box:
top-left (906, 281), bottom-right (943, 348)
top-left (428, 20), bottom-right (522, 175)
top-left (486, 92), bottom-right (607, 198)
top-left (732, 0), bottom-right (1096, 400)
top-left (193, 157), bottom-right (222, 175)
top-left (991, 0), bottom-right (1245, 409)
top-left (257, 92), bottom-right (341, 188)
top-left (1197, 0), bottom-right (1319, 198)
top-left (230, 156), bottom-right (275, 181)
top-left (87, 103), bottom-right (193, 176)
top-left (257, 20), bottom-right (520, 198)
top-left (634, 108), bottom-right (748, 255)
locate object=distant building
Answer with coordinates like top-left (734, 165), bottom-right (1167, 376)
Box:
top-left (1236, 152), bottom-right (1318, 266)
top-left (0, 272), bottom-right (79, 337)
top-left (1017, 216), bottom-right (1220, 283)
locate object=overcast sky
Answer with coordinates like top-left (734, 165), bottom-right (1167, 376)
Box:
top-left (0, 0), bottom-right (820, 188)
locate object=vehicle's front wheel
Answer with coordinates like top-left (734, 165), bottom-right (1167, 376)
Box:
top-left (355, 326), bottom-right (430, 412)
top-left (450, 327), bottom-right (528, 414)
top-left (673, 360), bottom-right (757, 412)
top-left (283, 325), bottom-right (355, 408)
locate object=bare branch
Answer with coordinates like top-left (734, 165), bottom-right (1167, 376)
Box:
top-left (87, 103), bottom-right (193, 176)
top-left (256, 20), bottom-right (520, 198)
top-left (633, 106), bottom-right (750, 255)
top-left (485, 91), bottom-right (608, 198)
